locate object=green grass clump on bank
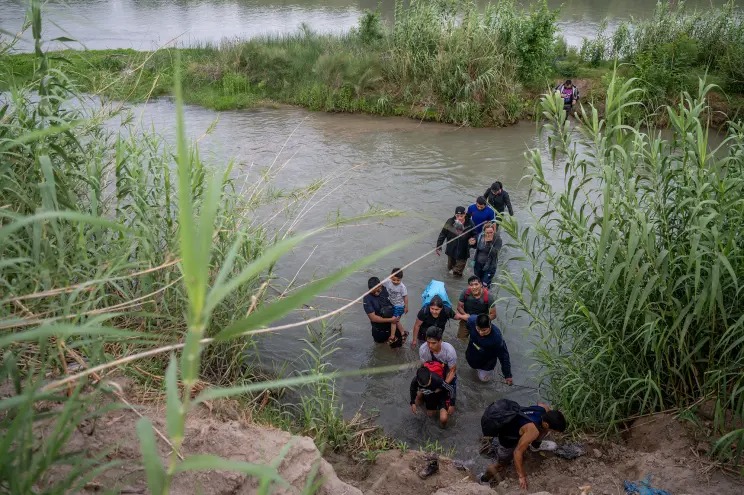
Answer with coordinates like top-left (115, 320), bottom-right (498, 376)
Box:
top-left (574, 0), bottom-right (744, 114)
top-left (501, 74), bottom-right (744, 468)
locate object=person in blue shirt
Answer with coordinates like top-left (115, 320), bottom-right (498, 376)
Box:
top-left (466, 196), bottom-right (496, 235)
top-left (465, 313), bottom-right (512, 383)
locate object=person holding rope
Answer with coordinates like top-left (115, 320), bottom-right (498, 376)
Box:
top-left (435, 206), bottom-right (476, 278)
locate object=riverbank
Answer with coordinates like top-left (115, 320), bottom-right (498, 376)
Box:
top-left (21, 376), bottom-right (744, 494)
top-left (3, 2), bottom-right (743, 127)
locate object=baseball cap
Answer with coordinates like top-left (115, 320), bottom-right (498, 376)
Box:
top-left (455, 206), bottom-right (466, 214)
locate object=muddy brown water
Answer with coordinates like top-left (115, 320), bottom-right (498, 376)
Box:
top-left (116, 99), bottom-right (573, 466)
top-left (2, 0), bottom-right (739, 52)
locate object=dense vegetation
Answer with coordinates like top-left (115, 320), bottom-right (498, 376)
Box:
top-left (502, 76), bottom-right (744, 467)
top-left (2, 0), bottom-right (744, 491)
top-left (0, 5), bottom-right (398, 492)
top-left (3, 1), bottom-right (744, 127)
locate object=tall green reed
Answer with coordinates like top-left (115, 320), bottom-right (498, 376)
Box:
top-left (501, 72), bottom-right (744, 466)
top-left (585, 1), bottom-right (744, 95)
top-left (1, 4), bottom-right (410, 492)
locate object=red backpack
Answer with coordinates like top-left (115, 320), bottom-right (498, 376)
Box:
top-left (423, 360), bottom-right (445, 378)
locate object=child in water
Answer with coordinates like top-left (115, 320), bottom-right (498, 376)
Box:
top-left (383, 267), bottom-right (408, 347)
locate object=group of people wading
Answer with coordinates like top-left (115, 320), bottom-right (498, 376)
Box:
top-left (361, 180), bottom-right (567, 490)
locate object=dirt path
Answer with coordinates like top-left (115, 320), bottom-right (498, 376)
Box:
top-left (327, 414), bottom-right (743, 495)
top-left (26, 379), bottom-right (744, 495)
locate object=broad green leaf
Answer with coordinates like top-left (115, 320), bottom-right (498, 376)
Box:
top-left (0, 324), bottom-right (154, 349)
top-left (165, 355), bottom-right (183, 444)
top-left (0, 121), bottom-right (81, 152)
top-left (136, 418), bottom-right (165, 495)
top-left (175, 454), bottom-right (287, 488)
top-left (205, 228), bottom-right (319, 315)
top-left (0, 210), bottom-right (127, 245)
top-left (195, 363), bottom-right (410, 404)
top-left (215, 235), bottom-right (418, 341)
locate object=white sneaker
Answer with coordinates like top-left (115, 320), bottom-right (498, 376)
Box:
top-left (529, 440), bottom-right (558, 452)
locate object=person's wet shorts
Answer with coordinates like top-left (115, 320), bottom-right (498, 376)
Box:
top-left (371, 325), bottom-right (390, 343)
top-left (393, 305), bottom-right (405, 317)
top-left (423, 391), bottom-right (451, 411)
top-left (491, 437), bottom-right (515, 464)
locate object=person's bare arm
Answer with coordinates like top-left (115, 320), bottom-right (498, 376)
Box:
top-left (488, 305), bottom-right (497, 320)
top-left (514, 423), bottom-right (540, 490)
top-left (367, 311), bottom-right (396, 324)
top-left (445, 364), bottom-right (457, 384)
top-left (411, 318), bottom-right (423, 348)
top-left (456, 301), bottom-right (467, 319)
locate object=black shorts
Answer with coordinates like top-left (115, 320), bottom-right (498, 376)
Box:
top-left (371, 325), bottom-right (391, 343)
top-left (422, 391), bottom-right (451, 411)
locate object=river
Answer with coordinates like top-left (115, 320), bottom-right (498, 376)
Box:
top-left (4, 0), bottom-right (736, 467)
top-left (122, 98), bottom-right (568, 465)
top-left (1, 0), bottom-right (739, 51)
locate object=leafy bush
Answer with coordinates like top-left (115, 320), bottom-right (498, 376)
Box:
top-left (355, 9), bottom-right (385, 44)
top-left (503, 74), bottom-right (744, 470)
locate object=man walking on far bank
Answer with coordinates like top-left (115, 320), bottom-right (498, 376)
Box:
top-left (436, 206), bottom-right (476, 278)
top-left (483, 181), bottom-right (514, 218)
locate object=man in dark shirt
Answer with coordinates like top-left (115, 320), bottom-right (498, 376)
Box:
top-left (435, 206), bottom-right (476, 277)
top-left (482, 402), bottom-right (567, 490)
top-left (465, 313), bottom-right (512, 383)
top-left (411, 295), bottom-right (464, 347)
top-left (455, 276), bottom-right (496, 338)
top-left (483, 181), bottom-right (514, 217)
top-left (362, 276), bottom-right (399, 343)
top-left (409, 365), bottom-right (455, 428)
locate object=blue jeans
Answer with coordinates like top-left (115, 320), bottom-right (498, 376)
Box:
top-left (474, 261), bottom-right (495, 288)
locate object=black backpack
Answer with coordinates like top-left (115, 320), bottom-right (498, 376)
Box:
top-left (480, 399), bottom-right (531, 437)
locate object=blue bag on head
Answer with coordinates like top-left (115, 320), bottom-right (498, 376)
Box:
top-left (421, 279), bottom-right (452, 308)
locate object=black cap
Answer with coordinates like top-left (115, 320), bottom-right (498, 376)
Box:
top-left (455, 206), bottom-right (466, 214)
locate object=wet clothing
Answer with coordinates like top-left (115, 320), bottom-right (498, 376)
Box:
top-left (363, 287), bottom-right (393, 343)
top-left (473, 232), bottom-right (502, 273)
top-left (409, 373), bottom-right (454, 411)
top-left (447, 256), bottom-right (467, 277)
top-left (415, 305), bottom-right (456, 340)
top-left (473, 231), bottom-right (502, 288)
top-left (419, 342), bottom-right (457, 369)
top-left (458, 287), bottom-right (491, 316)
top-left (497, 405), bottom-right (546, 448)
top-left (437, 217), bottom-right (476, 261)
top-left (466, 204), bottom-right (496, 235)
top-left (457, 287), bottom-right (492, 338)
top-left (419, 342), bottom-right (458, 405)
top-left (483, 188), bottom-right (514, 216)
top-left (555, 83), bottom-right (579, 107)
top-left (465, 315), bottom-right (512, 378)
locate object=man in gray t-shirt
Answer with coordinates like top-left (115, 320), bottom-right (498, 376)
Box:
top-left (418, 326), bottom-right (458, 413)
